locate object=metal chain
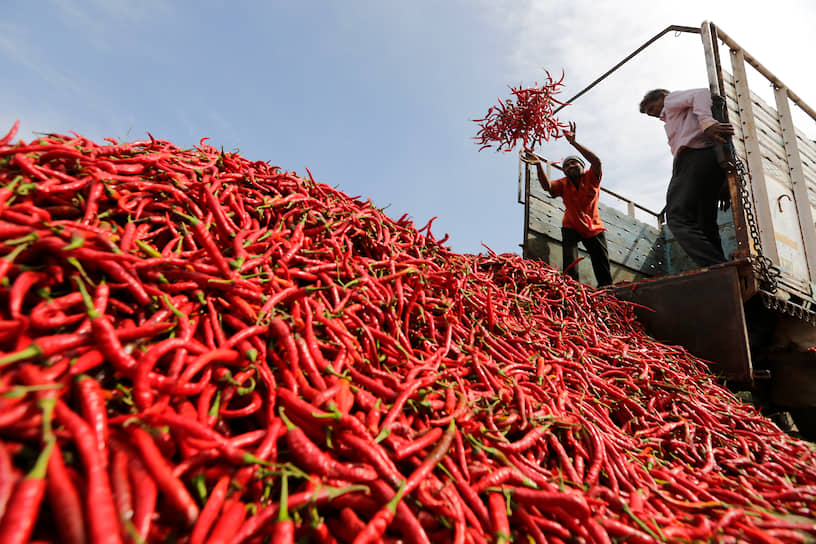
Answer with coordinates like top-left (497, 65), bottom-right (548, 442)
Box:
top-left (760, 291), bottom-right (816, 325)
top-left (713, 96), bottom-right (780, 293)
top-left (730, 153), bottom-right (781, 293)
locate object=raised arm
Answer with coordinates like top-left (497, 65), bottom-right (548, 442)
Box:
top-left (563, 122), bottom-right (601, 176)
top-left (520, 150), bottom-right (555, 197)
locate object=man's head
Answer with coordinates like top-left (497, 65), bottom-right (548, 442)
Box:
top-left (639, 89), bottom-right (669, 118)
top-left (562, 155), bottom-right (585, 180)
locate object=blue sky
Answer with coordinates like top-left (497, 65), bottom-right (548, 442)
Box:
top-left (3, 0), bottom-right (815, 255)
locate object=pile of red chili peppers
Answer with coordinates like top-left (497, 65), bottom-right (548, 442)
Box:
top-left (0, 119), bottom-right (814, 543)
top-left (473, 72), bottom-right (568, 152)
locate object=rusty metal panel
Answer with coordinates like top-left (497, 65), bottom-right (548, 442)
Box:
top-left (611, 264), bottom-right (752, 382)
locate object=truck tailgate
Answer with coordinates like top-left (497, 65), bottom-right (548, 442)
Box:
top-left (611, 261), bottom-right (752, 382)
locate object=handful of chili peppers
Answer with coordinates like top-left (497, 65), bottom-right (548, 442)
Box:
top-left (473, 71), bottom-right (568, 152)
top-left (0, 119), bottom-right (814, 543)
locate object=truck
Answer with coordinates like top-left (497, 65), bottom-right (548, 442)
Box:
top-left (519, 22), bottom-right (816, 439)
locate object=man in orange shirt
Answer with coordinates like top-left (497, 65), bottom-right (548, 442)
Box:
top-left (522, 122), bottom-right (612, 287)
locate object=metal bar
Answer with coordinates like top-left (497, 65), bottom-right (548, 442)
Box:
top-left (599, 186), bottom-right (662, 218)
top-left (701, 21), bottom-right (750, 267)
top-left (525, 159), bottom-right (664, 220)
top-left (730, 48), bottom-right (779, 263)
top-left (713, 24), bottom-right (816, 123)
top-left (701, 22), bottom-right (720, 96)
top-left (522, 164), bottom-right (531, 258)
top-left (523, 156), bottom-right (663, 219)
top-left (707, 22), bottom-right (727, 97)
top-left (701, 21), bottom-right (736, 173)
top-left (774, 84), bottom-right (816, 286)
top-left (553, 25), bottom-right (700, 114)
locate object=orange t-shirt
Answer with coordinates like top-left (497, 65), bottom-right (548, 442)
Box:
top-left (549, 165), bottom-right (605, 238)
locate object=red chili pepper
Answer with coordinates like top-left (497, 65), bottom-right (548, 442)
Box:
top-left (0, 438), bottom-right (54, 544)
top-left (6, 122), bottom-right (816, 544)
top-left (128, 454), bottom-right (157, 540)
top-left (129, 425), bottom-right (200, 526)
top-left (118, 220), bottom-right (137, 253)
top-left (268, 474), bottom-right (295, 544)
top-left (206, 498), bottom-right (249, 544)
top-left (470, 466), bottom-right (527, 495)
top-left (95, 259), bottom-right (153, 307)
top-left (67, 348), bottom-right (105, 375)
top-left (280, 408), bottom-right (377, 482)
top-left (511, 487), bottom-right (590, 520)
top-left (28, 291), bottom-right (85, 330)
top-left (0, 120), bottom-right (19, 147)
top-left (379, 374), bottom-right (437, 431)
top-left (8, 269), bottom-right (45, 318)
top-left (233, 484), bottom-right (368, 543)
top-left (0, 443), bottom-right (13, 521)
top-left (0, 243), bottom-right (30, 285)
top-left (488, 491), bottom-right (511, 544)
top-left (174, 209), bottom-right (235, 278)
top-left (310, 520), bottom-right (340, 544)
top-left (74, 280), bottom-right (138, 375)
top-left (514, 507), bottom-right (552, 543)
top-left (75, 374), bottom-right (109, 466)
top-left (352, 480), bottom-right (405, 544)
top-left (46, 445), bottom-right (87, 544)
top-left (144, 410), bottom-right (258, 461)
top-left (190, 475), bottom-right (230, 544)
top-left (203, 179), bottom-right (237, 241)
top-left (106, 447), bottom-right (133, 537)
top-left (0, 399), bottom-right (32, 431)
top-left (394, 426), bottom-right (444, 461)
top-left (54, 399), bottom-right (122, 544)
top-left (0, 331), bottom-right (91, 368)
top-left (220, 390), bottom-right (263, 419)
top-left (597, 517), bottom-right (657, 544)
top-left (81, 177), bottom-right (104, 224)
top-left (441, 457), bottom-right (490, 528)
top-left (337, 431), bottom-right (403, 489)
top-left (473, 75), bottom-right (566, 152)
top-left (12, 152), bottom-right (49, 181)
top-left (132, 337), bottom-right (188, 411)
top-left (400, 420), bottom-right (456, 497)
top-left (368, 478), bottom-right (432, 544)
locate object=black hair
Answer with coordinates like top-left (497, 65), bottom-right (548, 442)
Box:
top-left (639, 89), bottom-right (669, 113)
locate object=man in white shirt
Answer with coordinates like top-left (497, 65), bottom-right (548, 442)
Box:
top-left (639, 88), bottom-right (735, 267)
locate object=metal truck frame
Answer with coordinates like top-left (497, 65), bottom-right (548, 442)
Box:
top-left (519, 22), bottom-right (816, 438)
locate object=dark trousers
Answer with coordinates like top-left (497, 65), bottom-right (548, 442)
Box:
top-left (666, 147), bottom-right (727, 267)
top-left (561, 228), bottom-right (613, 287)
